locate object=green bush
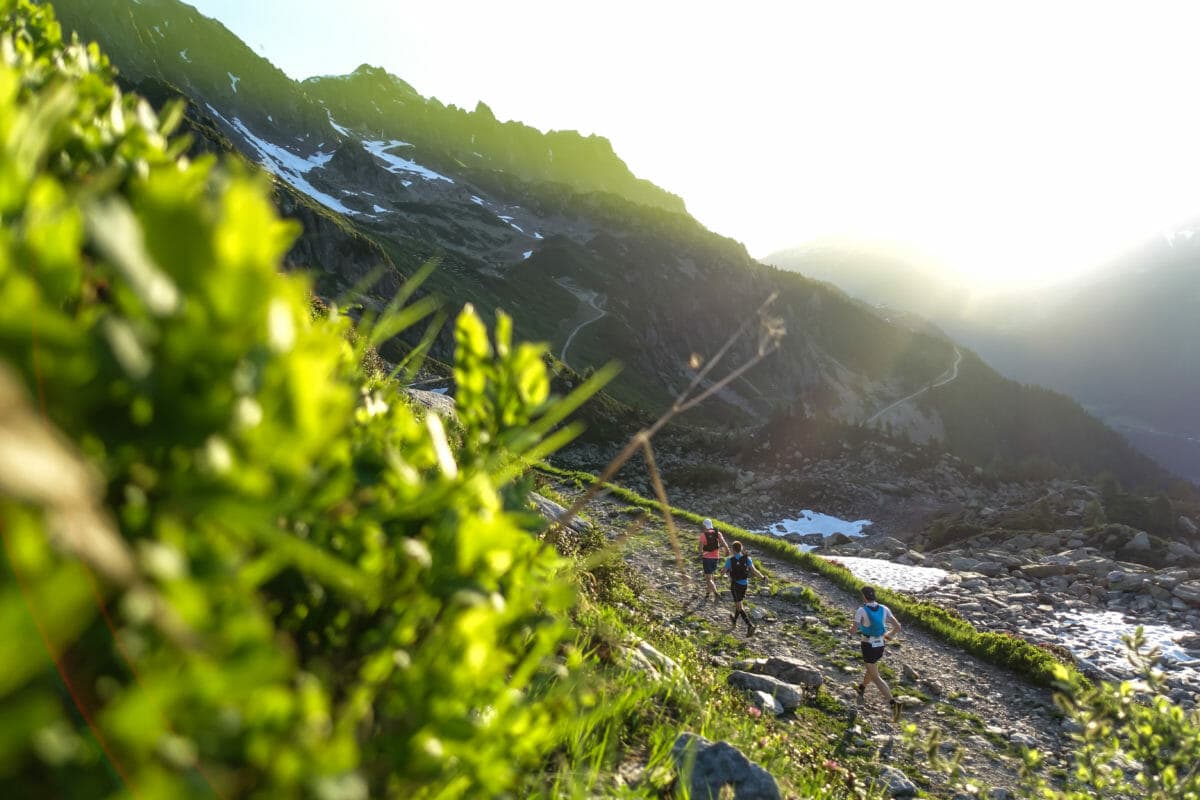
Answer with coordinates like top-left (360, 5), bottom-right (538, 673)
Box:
top-left (1021, 634), bottom-right (1200, 799)
top-left (0, 2), bottom-right (595, 796)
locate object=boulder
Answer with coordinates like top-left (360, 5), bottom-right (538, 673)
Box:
top-left (878, 765), bottom-right (918, 797)
top-left (624, 639), bottom-right (680, 680)
top-left (726, 671), bottom-right (807, 709)
top-left (1073, 556), bottom-right (1117, 578)
top-left (1172, 581), bottom-right (1200, 607)
top-left (757, 656), bottom-right (823, 689)
top-left (1019, 563), bottom-right (1069, 579)
top-left (1107, 570), bottom-right (1149, 592)
top-left (1168, 541), bottom-right (1198, 560)
top-left (405, 387), bottom-right (456, 418)
top-left (974, 561), bottom-right (1006, 578)
top-left (671, 732), bottom-right (781, 800)
top-left (750, 691), bottom-right (785, 716)
top-left (1155, 568), bottom-right (1192, 590)
top-left (530, 493), bottom-right (592, 534)
top-left (1126, 530), bottom-right (1152, 551)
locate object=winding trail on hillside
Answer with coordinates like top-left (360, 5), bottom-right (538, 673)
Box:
top-left (553, 483), bottom-right (1072, 797)
top-left (556, 277), bottom-right (608, 366)
top-left (865, 347), bottom-right (962, 425)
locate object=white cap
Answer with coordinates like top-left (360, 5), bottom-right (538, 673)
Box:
top-left (702, 518), bottom-right (714, 529)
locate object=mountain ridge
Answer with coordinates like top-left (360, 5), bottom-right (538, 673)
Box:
top-left (50, 0), bottom-right (1176, 490)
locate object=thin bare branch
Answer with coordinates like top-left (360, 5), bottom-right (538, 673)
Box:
top-left (640, 437), bottom-right (688, 585)
top-left (674, 291), bottom-right (780, 409)
top-left (675, 341), bottom-right (780, 415)
top-left (544, 292), bottom-right (783, 571)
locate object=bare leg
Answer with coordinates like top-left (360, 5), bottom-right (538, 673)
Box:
top-left (864, 662), bottom-right (894, 703)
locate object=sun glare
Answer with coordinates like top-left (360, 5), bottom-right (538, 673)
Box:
top-left (187, 0), bottom-right (1200, 290)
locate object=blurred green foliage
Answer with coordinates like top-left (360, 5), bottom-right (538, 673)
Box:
top-left (0, 2), bottom-right (593, 796)
top-left (1021, 633), bottom-right (1200, 800)
top-left (4, 3), bottom-right (1197, 799)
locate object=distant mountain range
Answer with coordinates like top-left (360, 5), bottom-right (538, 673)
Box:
top-left (51, 0), bottom-right (1176, 489)
top-left (766, 231), bottom-right (1200, 483)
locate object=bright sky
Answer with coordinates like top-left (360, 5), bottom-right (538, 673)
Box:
top-left (187, 0), bottom-right (1200, 289)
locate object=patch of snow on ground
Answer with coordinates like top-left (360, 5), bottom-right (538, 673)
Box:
top-left (207, 105), bottom-right (356, 216)
top-left (819, 556), bottom-right (949, 593)
top-left (534, 231), bottom-right (544, 239)
top-left (362, 140), bottom-right (453, 183)
top-left (228, 72), bottom-right (240, 93)
top-left (808, 553), bottom-right (1200, 686)
top-left (498, 215), bottom-right (514, 222)
top-left (401, 180), bottom-right (413, 188)
top-left (179, 49), bottom-right (190, 62)
top-left (372, 204), bottom-right (387, 213)
top-left (764, 512), bottom-right (872, 542)
top-left (470, 196), bottom-right (485, 206)
top-left (1023, 609), bottom-right (1199, 680)
top-left (522, 250), bottom-right (533, 260)
top-left (510, 223), bottom-right (525, 233)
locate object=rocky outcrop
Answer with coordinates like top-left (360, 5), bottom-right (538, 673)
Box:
top-left (670, 732), bottom-right (781, 800)
top-left (726, 671), bottom-right (808, 710)
top-left (623, 638), bottom-right (681, 681)
top-left (877, 765), bottom-right (918, 798)
top-left (405, 388), bottom-right (455, 419)
top-left (530, 492), bottom-right (592, 535)
top-left (733, 656), bottom-right (823, 691)
top-left (1174, 581), bottom-right (1200, 607)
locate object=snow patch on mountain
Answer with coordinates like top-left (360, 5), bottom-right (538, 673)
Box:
top-left (206, 105), bottom-right (356, 216)
top-left (228, 72), bottom-right (240, 93)
top-left (179, 49), bottom-right (189, 62)
top-left (327, 112), bottom-right (351, 137)
top-left (362, 139), bottom-right (453, 183)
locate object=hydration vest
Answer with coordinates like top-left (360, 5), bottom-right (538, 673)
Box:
top-left (858, 604), bottom-right (886, 638)
top-left (729, 554), bottom-right (750, 582)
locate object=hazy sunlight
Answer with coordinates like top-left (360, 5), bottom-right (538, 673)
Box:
top-left (187, 0), bottom-right (1200, 289)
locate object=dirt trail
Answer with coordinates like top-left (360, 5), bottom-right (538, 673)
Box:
top-left (555, 277), bottom-right (607, 366)
top-left (574, 489), bottom-right (1074, 797)
top-left (866, 347), bottom-right (962, 425)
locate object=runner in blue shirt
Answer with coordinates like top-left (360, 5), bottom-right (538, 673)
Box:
top-left (722, 540), bottom-right (767, 634)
